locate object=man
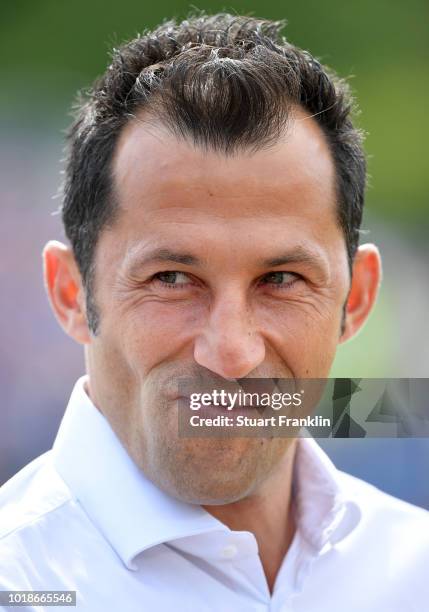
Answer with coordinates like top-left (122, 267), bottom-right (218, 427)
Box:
top-left (1, 12), bottom-right (428, 612)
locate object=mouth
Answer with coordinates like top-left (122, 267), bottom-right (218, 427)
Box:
top-left (177, 396), bottom-right (233, 408)
top-left (176, 396), bottom-right (263, 415)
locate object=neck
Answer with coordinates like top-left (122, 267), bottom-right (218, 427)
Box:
top-left (203, 440), bottom-right (298, 594)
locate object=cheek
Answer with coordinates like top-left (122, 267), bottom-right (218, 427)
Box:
top-left (117, 300), bottom-right (205, 372)
top-left (257, 299), bottom-right (342, 375)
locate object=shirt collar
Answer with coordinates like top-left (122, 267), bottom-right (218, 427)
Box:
top-left (52, 376), bottom-right (361, 569)
top-left (292, 433), bottom-right (362, 551)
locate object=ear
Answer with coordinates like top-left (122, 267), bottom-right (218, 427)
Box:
top-left (339, 243), bottom-right (382, 344)
top-left (42, 240), bottom-right (91, 344)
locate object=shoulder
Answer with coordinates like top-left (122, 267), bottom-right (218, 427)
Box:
top-left (0, 451), bottom-right (73, 541)
top-left (0, 452), bottom-right (92, 589)
top-left (338, 468), bottom-right (429, 521)
top-left (337, 469), bottom-right (429, 562)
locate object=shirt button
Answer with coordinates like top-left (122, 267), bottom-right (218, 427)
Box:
top-left (221, 544), bottom-right (238, 559)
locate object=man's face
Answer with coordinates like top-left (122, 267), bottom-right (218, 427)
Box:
top-left (85, 107), bottom-right (350, 504)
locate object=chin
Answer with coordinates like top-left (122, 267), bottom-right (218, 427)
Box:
top-left (163, 473), bottom-right (256, 506)
top-left (154, 443), bottom-right (264, 505)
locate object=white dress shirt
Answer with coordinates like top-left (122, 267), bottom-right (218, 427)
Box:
top-left (1, 376), bottom-right (428, 611)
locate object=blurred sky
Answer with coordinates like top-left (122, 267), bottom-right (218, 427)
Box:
top-left (1, 1), bottom-right (428, 507)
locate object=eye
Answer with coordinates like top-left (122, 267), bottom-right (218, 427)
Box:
top-left (152, 271), bottom-right (192, 288)
top-left (260, 271), bottom-right (301, 289)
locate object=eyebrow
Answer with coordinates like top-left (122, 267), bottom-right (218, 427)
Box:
top-left (128, 248), bottom-right (202, 270)
top-left (261, 246), bottom-right (326, 269)
top-left (127, 245), bottom-right (328, 277)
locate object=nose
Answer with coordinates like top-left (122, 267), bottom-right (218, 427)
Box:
top-left (193, 293), bottom-right (266, 380)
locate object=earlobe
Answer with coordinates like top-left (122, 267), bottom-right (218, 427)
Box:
top-left (42, 240), bottom-right (91, 345)
top-left (340, 244), bottom-right (382, 344)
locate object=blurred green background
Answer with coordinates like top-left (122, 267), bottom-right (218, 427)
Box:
top-left (1, 1), bottom-right (428, 504)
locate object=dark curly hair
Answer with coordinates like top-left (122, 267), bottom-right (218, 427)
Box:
top-left (61, 12), bottom-right (366, 334)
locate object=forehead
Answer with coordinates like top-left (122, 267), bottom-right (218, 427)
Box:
top-left (114, 108), bottom-right (336, 207)
top-left (110, 108), bottom-right (340, 263)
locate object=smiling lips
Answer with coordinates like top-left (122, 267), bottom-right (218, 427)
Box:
top-left (178, 396), bottom-right (261, 413)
